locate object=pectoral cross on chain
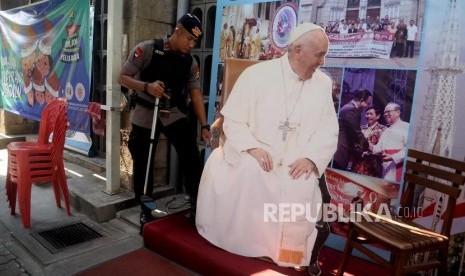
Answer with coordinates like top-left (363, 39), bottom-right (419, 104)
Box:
top-left (279, 120), bottom-right (295, 141)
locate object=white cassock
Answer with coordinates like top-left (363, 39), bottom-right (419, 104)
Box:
top-left (196, 54), bottom-right (338, 267)
top-left (373, 120), bottom-right (409, 182)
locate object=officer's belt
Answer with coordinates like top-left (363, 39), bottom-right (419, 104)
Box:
top-left (135, 95), bottom-right (156, 109)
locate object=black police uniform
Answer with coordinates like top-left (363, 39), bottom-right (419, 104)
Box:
top-left (126, 37), bottom-right (202, 207)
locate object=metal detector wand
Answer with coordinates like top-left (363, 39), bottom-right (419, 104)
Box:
top-left (143, 97), bottom-right (160, 195)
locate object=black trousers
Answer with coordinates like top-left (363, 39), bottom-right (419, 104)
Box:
top-left (396, 42), bottom-right (405, 57)
top-left (128, 118), bottom-right (202, 203)
top-left (405, 40), bottom-right (414, 57)
top-left (311, 173), bottom-right (331, 263)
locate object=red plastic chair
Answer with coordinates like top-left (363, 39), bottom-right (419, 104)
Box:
top-left (5, 99), bottom-right (65, 215)
top-left (5, 98), bottom-right (70, 228)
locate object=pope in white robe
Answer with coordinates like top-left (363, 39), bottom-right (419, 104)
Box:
top-left (196, 24), bottom-right (339, 269)
top-left (373, 102), bottom-right (410, 182)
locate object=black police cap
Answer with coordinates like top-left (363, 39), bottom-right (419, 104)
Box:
top-left (178, 13), bottom-right (203, 39)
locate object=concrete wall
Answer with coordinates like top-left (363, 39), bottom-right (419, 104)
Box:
top-left (0, 110), bottom-right (39, 135)
top-left (122, 0), bottom-right (176, 48)
top-left (0, 0), bottom-right (30, 10)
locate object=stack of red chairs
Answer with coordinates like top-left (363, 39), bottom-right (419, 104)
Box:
top-left (5, 99), bottom-right (71, 228)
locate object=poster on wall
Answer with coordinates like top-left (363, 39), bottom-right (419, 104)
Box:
top-left (213, 0), bottom-right (299, 119)
top-left (0, 0), bottom-right (91, 134)
top-left (211, 0), bottom-right (465, 274)
top-left (218, 1), bottom-right (297, 64)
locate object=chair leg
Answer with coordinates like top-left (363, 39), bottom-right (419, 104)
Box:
top-left (5, 166), bottom-right (17, 215)
top-left (391, 252), bottom-right (407, 276)
top-left (337, 226), bottom-right (356, 276)
top-left (9, 183), bottom-right (17, 215)
top-left (57, 164), bottom-right (71, 215)
top-left (5, 165), bottom-right (10, 198)
top-left (51, 174), bottom-right (62, 209)
top-left (438, 245), bottom-right (448, 275)
top-left (16, 155), bottom-right (33, 229)
top-left (17, 177), bottom-right (33, 229)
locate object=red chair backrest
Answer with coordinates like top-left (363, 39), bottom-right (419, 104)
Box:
top-left (37, 99), bottom-right (67, 144)
top-left (49, 100), bottom-right (68, 166)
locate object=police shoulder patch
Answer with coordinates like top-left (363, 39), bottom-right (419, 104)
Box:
top-left (133, 47), bottom-right (143, 59)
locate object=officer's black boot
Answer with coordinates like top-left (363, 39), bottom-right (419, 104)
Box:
top-left (139, 200), bottom-right (156, 234)
top-left (188, 196), bottom-right (197, 225)
top-left (306, 220), bottom-right (329, 276)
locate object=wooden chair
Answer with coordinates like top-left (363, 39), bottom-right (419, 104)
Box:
top-left (210, 58), bottom-right (259, 149)
top-left (337, 149), bottom-right (465, 276)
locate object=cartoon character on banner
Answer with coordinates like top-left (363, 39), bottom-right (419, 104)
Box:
top-left (45, 72), bottom-right (60, 104)
top-left (20, 25), bottom-right (38, 107)
top-left (32, 69), bottom-right (46, 107)
top-left (36, 20), bottom-right (54, 79)
top-left (23, 75), bottom-right (34, 107)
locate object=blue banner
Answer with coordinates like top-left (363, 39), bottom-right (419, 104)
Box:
top-left (0, 0), bottom-right (91, 134)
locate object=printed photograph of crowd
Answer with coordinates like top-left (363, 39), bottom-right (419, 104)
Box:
top-left (322, 16), bottom-right (418, 59)
top-left (297, 0), bottom-right (425, 67)
top-left (219, 0), bottom-right (425, 68)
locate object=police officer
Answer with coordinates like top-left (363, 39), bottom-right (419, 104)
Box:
top-left (118, 14), bottom-right (211, 220)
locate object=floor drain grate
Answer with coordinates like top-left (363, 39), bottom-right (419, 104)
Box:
top-left (31, 222), bottom-right (104, 254)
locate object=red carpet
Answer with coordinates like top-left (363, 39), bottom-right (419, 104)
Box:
top-left (77, 247), bottom-right (191, 276)
top-left (143, 213), bottom-right (389, 276)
